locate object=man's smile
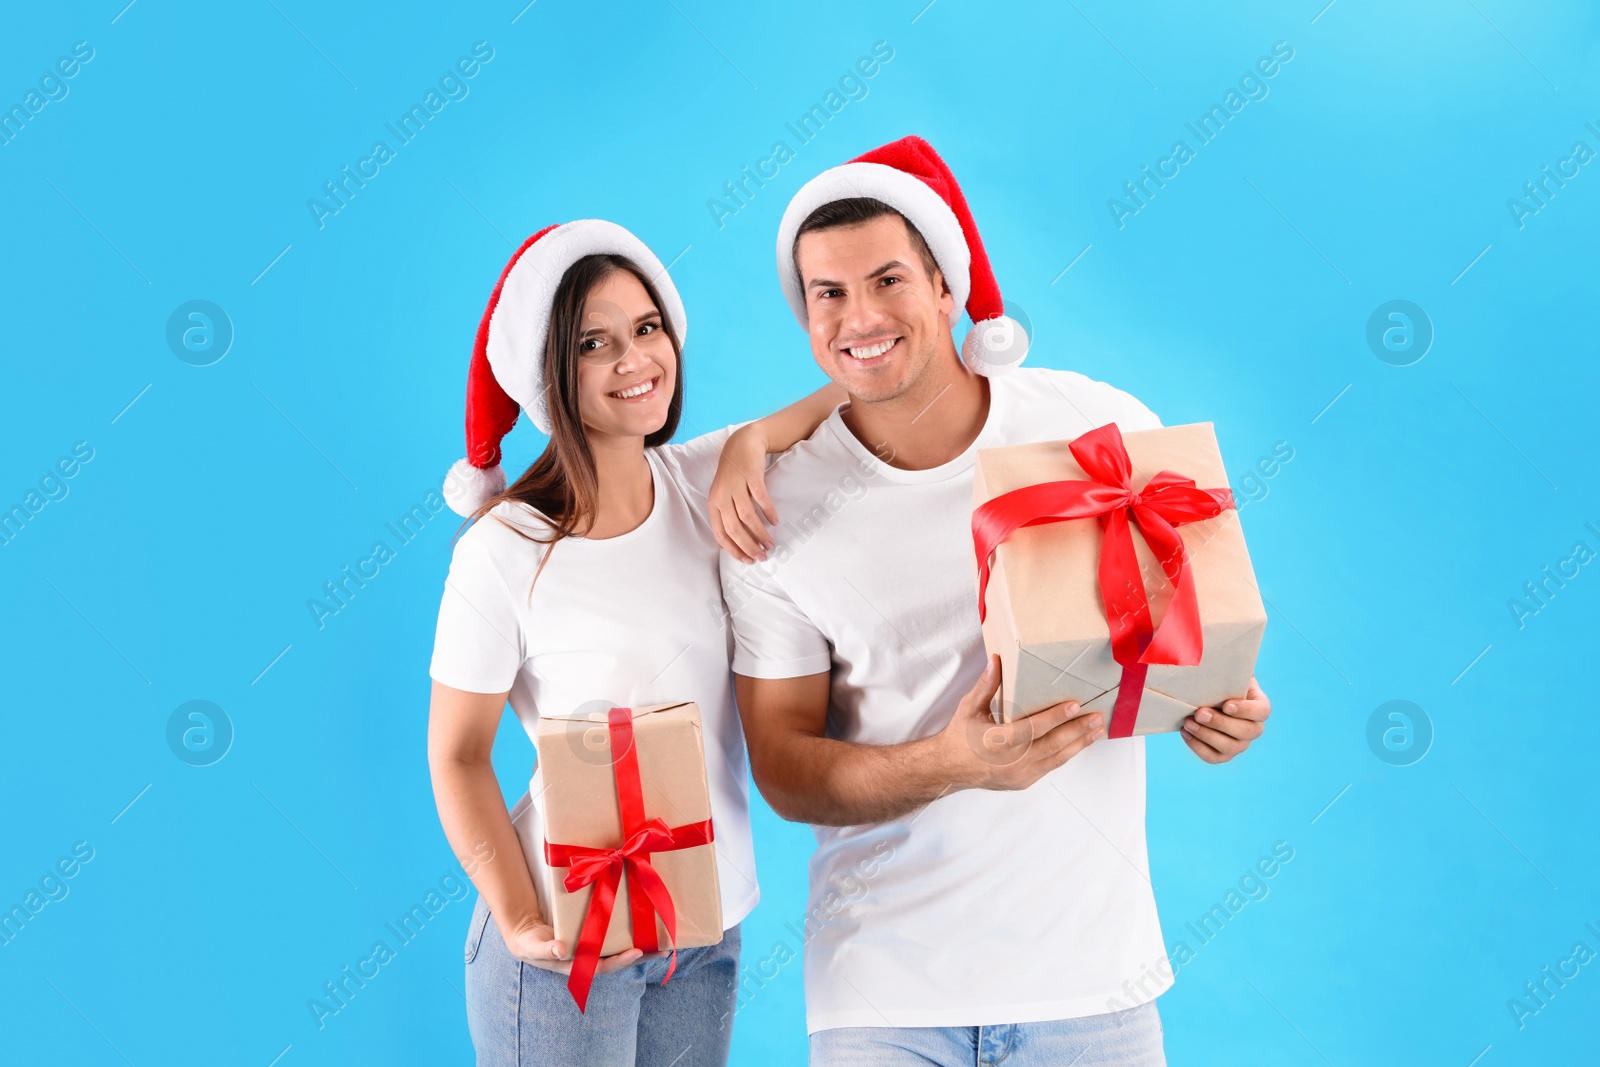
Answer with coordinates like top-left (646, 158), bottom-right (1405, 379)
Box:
top-left (841, 336), bottom-right (901, 365)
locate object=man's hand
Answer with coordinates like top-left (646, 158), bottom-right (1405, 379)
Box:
top-left (736, 659), bottom-right (1103, 827)
top-left (502, 915), bottom-right (657, 975)
top-left (1181, 677), bottom-right (1271, 764)
top-left (936, 655), bottom-right (1106, 791)
top-left (708, 425), bottom-right (777, 564)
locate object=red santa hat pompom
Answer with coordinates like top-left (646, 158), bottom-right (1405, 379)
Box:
top-left (443, 219), bottom-right (689, 518)
top-left (775, 134), bottom-right (1028, 376)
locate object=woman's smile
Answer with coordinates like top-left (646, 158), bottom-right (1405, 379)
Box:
top-left (607, 375), bottom-right (661, 402)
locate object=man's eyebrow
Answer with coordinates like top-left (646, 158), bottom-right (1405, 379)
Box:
top-left (806, 260), bottom-right (910, 290)
top-left (867, 259), bottom-right (911, 279)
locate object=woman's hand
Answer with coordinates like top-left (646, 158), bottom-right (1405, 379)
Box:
top-left (502, 915), bottom-right (652, 975)
top-left (708, 424), bottom-right (780, 564)
top-left (707, 382), bottom-right (844, 562)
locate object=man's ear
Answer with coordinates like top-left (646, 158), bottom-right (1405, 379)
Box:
top-left (934, 268), bottom-right (954, 320)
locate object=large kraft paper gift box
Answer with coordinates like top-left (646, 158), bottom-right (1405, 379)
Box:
top-left (972, 422), bottom-right (1266, 737)
top-left (520, 701), bottom-right (722, 1009)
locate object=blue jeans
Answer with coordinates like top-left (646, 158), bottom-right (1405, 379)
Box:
top-left (809, 1000), bottom-right (1166, 1066)
top-left (463, 894), bottom-right (741, 1066)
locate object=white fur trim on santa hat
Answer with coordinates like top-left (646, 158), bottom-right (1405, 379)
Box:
top-left (775, 162), bottom-right (971, 331)
top-left (961, 314), bottom-right (1029, 376)
top-left (486, 219), bottom-right (688, 435)
top-left (443, 456), bottom-right (507, 518)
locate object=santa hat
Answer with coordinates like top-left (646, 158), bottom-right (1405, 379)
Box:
top-left (775, 135), bottom-right (1027, 375)
top-left (442, 219), bottom-right (688, 518)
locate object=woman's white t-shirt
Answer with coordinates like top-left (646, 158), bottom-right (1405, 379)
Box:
top-left (428, 429), bottom-right (759, 931)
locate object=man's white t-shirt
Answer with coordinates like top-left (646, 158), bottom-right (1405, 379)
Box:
top-left (430, 429), bottom-right (760, 932)
top-left (720, 367), bottom-right (1170, 1033)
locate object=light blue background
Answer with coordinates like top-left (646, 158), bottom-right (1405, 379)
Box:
top-left (2, 1), bottom-right (1596, 1064)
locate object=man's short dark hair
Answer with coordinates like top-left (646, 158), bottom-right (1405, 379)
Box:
top-left (792, 197), bottom-right (940, 285)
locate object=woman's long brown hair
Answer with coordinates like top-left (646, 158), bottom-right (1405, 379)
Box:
top-left (461, 253), bottom-right (684, 570)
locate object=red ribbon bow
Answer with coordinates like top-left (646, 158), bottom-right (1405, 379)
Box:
top-left (972, 423), bottom-right (1236, 737)
top-left (543, 707), bottom-right (714, 1012)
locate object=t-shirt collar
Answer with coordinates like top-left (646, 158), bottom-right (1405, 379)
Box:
top-left (825, 375), bottom-right (1007, 485)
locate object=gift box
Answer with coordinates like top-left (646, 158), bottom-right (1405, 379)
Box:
top-left (972, 422), bottom-right (1266, 737)
top-left (523, 701), bottom-right (722, 1010)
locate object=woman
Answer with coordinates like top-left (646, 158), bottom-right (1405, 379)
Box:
top-left (427, 219), bottom-right (839, 1066)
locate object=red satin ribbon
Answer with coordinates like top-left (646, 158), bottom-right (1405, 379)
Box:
top-left (543, 706), bottom-right (714, 1012)
top-left (972, 424), bottom-right (1235, 738)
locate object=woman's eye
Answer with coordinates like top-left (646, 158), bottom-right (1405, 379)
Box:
top-left (580, 338), bottom-right (603, 352)
top-left (637, 321), bottom-right (660, 336)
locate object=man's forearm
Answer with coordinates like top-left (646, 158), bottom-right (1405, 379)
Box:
top-left (757, 730), bottom-right (964, 826)
top-left (738, 659), bottom-right (1097, 826)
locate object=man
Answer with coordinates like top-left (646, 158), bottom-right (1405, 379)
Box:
top-left (718, 136), bottom-right (1272, 1065)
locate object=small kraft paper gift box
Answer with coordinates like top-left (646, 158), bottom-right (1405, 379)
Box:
top-left (524, 701), bottom-right (722, 1010)
top-left (972, 422), bottom-right (1266, 738)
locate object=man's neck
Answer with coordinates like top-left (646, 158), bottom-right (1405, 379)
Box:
top-left (840, 353), bottom-right (991, 471)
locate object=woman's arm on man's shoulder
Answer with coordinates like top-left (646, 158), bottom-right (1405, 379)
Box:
top-left (707, 381), bottom-right (847, 563)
